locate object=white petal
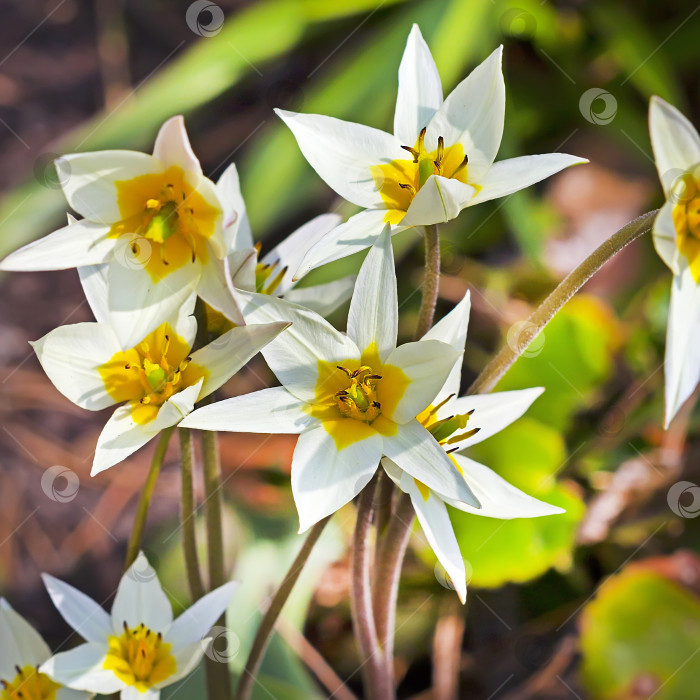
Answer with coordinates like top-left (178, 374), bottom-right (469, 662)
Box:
top-left (167, 582), bottom-right (238, 650)
top-left (347, 226), bottom-right (397, 361)
top-left (468, 153), bottom-right (588, 206)
top-left (235, 290), bottom-right (359, 403)
top-left (262, 213), bottom-right (342, 294)
top-left (0, 600), bottom-right (51, 678)
top-left (664, 264), bottom-right (700, 427)
top-left (78, 264), bottom-right (111, 323)
top-left (106, 259), bottom-right (199, 349)
top-left (294, 209), bottom-right (389, 278)
top-left (181, 387), bottom-right (313, 434)
top-left (394, 24), bottom-right (443, 145)
top-left (217, 163), bottom-right (253, 252)
top-left (275, 109), bottom-right (405, 208)
top-left (292, 425), bottom-right (382, 532)
top-left (426, 47), bottom-right (505, 180)
top-left (152, 116), bottom-right (202, 178)
top-left (384, 340), bottom-right (461, 424)
top-left (401, 175), bottom-right (476, 227)
top-left (444, 453), bottom-right (564, 518)
top-left (382, 420), bottom-right (478, 507)
top-left (121, 687), bottom-right (160, 700)
top-left (41, 575), bottom-right (111, 644)
top-left (282, 276), bottom-right (355, 317)
top-left (649, 96), bottom-right (700, 191)
top-left (111, 552), bottom-right (172, 634)
top-left (57, 150), bottom-right (158, 223)
top-left (196, 255), bottom-right (244, 325)
top-left (653, 200), bottom-right (682, 276)
top-left (0, 219), bottom-right (112, 271)
top-left (446, 388), bottom-right (545, 450)
top-left (31, 323), bottom-right (121, 411)
top-left (40, 643), bottom-right (121, 695)
top-left (190, 322), bottom-right (289, 399)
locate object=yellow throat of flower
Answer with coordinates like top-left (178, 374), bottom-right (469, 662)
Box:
top-left (103, 622), bottom-right (177, 693)
top-left (371, 127), bottom-right (470, 225)
top-left (0, 666), bottom-right (60, 700)
top-left (98, 322), bottom-right (206, 424)
top-left (672, 174), bottom-right (700, 282)
top-left (109, 165), bottom-right (220, 281)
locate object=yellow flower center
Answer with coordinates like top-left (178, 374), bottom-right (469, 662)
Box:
top-left (672, 173), bottom-right (700, 282)
top-left (103, 622), bottom-right (177, 693)
top-left (98, 322), bottom-right (206, 424)
top-left (109, 165), bottom-right (220, 282)
top-left (371, 128), bottom-right (471, 224)
top-left (0, 666), bottom-right (60, 700)
top-left (308, 344), bottom-right (410, 449)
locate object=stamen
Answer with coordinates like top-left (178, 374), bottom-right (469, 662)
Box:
top-left (427, 394), bottom-right (456, 417)
top-left (401, 145), bottom-right (420, 162)
top-left (399, 183), bottom-right (416, 193)
top-left (336, 365), bottom-right (352, 377)
top-left (443, 427), bottom-right (480, 445)
top-left (451, 154), bottom-right (469, 178)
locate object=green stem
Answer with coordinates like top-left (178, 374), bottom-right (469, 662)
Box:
top-left (234, 516), bottom-right (331, 700)
top-left (468, 209), bottom-right (657, 395)
top-left (179, 427), bottom-right (205, 601)
top-left (124, 427), bottom-right (173, 569)
top-left (415, 224), bottom-right (441, 340)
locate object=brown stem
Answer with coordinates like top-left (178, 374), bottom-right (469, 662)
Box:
top-left (415, 224), bottom-right (441, 340)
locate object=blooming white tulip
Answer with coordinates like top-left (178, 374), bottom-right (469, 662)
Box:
top-left (649, 97), bottom-right (700, 426)
top-left (0, 598), bottom-right (91, 700)
top-left (31, 278), bottom-right (287, 474)
top-left (381, 294), bottom-right (564, 602)
top-left (1, 117), bottom-right (243, 348)
top-left (216, 164), bottom-right (354, 316)
top-left (40, 553), bottom-right (236, 699)
top-left (276, 24), bottom-right (587, 277)
top-left (182, 227), bottom-right (479, 532)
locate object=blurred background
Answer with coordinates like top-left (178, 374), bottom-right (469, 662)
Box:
top-left (0, 0), bottom-right (699, 698)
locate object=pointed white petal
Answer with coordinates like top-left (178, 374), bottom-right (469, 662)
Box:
top-left (228, 247), bottom-right (257, 292)
top-left (282, 276), bottom-right (355, 317)
top-left (42, 575), bottom-right (111, 644)
top-left (111, 552), bottom-right (172, 634)
top-left (444, 453), bottom-right (564, 518)
top-left (217, 163), bottom-right (253, 252)
top-left (0, 219), bottom-right (112, 271)
top-left (382, 420), bottom-right (479, 507)
top-left (664, 265), bottom-right (700, 427)
top-left (653, 200), bottom-right (682, 276)
top-left (190, 322), bottom-right (289, 399)
top-left (468, 153), bottom-right (588, 206)
top-left (262, 213), bottom-right (342, 294)
top-left (401, 175), bottom-right (476, 227)
top-left (384, 340), bottom-right (461, 424)
top-left (181, 387), bottom-right (313, 434)
top-left (152, 116), bottom-right (202, 177)
top-left (167, 582), bottom-right (238, 649)
top-left (347, 226), bottom-right (397, 361)
top-left (40, 643), bottom-right (120, 694)
top-left (78, 264), bottom-right (111, 323)
top-left (649, 96), bottom-right (700, 190)
top-left (57, 150), bottom-right (157, 223)
top-left (292, 425), bottom-right (382, 532)
top-left (31, 323), bottom-right (121, 411)
top-left (235, 290), bottom-right (359, 402)
top-left (0, 600), bottom-right (51, 678)
top-left (196, 255), bottom-right (244, 325)
top-left (394, 24), bottom-right (443, 145)
top-left (294, 209), bottom-right (388, 278)
top-left (275, 109), bottom-right (405, 208)
top-left (426, 47), bottom-right (505, 180)
top-left (446, 388), bottom-right (544, 450)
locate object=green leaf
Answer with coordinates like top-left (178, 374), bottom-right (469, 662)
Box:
top-left (447, 418), bottom-right (585, 588)
top-left (580, 565), bottom-right (700, 700)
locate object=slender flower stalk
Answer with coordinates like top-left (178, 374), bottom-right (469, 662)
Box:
top-left (124, 426), bottom-right (174, 569)
top-left (234, 517), bottom-right (330, 700)
top-left (415, 224), bottom-right (441, 339)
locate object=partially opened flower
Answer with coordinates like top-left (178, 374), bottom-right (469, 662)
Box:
top-left (276, 24), bottom-right (587, 277)
top-left (381, 294), bottom-right (563, 602)
top-left (0, 117), bottom-right (242, 348)
top-left (0, 598), bottom-right (91, 699)
top-left (648, 97), bottom-right (700, 427)
top-left (216, 164), bottom-right (354, 317)
top-left (31, 284), bottom-right (287, 474)
top-left (182, 227), bottom-right (479, 531)
top-left (40, 553), bottom-right (236, 699)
